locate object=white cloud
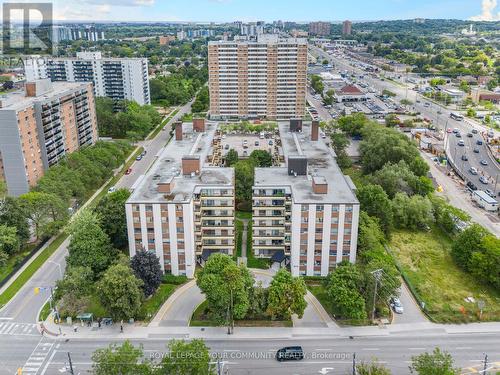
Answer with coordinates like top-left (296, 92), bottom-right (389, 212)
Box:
top-left (470, 0), bottom-right (500, 21)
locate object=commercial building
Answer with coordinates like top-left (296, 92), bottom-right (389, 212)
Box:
top-left (125, 119), bottom-right (235, 277)
top-left (252, 120), bottom-right (359, 277)
top-left (208, 34), bottom-right (308, 120)
top-left (335, 84), bottom-right (367, 103)
top-left (0, 79), bottom-right (98, 196)
top-left (342, 20), bottom-right (352, 35)
top-left (472, 88), bottom-right (500, 104)
top-left (309, 22), bottom-right (331, 36)
top-left (24, 52), bottom-right (150, 105)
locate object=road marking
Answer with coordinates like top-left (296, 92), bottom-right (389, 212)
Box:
top-left (40, 348), bottom-right (58, 375)
top-left (0, 317), bottom-right (13, 320)
top-left (223, 350), bottom-right (241, 352)
top-left (315, 349), bottom-right (334, 351)
top-left (362, 348), bottom-right (379, 351)
top-left (456, 347), bottom-right (473, 350)
top-left (408, 347), bottom-right (426, 350)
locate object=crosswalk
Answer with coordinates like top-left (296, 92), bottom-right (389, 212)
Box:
top-left (22, 341), bottom-right (55, 375)
top-left (0, 321), bottom-right (39, 336)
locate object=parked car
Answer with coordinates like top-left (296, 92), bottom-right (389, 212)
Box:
top-left (276, 346), bottom-right (304, 362)
top-left (480, 160), bottom-right (488, 166)
top-left (467, 181), bottom-right (477, 191)
top-left (453, 128), bottom-right (459, 133)
top-left (461, 154), bottom-right (468, 161)
top-left (469, 167), bottom-right (478, 175)
top-left (390, 297), bottom-right (404, 314)
top-left (136, 155), bottom-right (142, 161)
top-left (476, 140), bottom-right (483, 145)
top-left (473, 148), bottom-right (480, 153)
top-left (107, 186), bottom-right (116, 193)
top-left (446, 128), bottom-right (452, 133)
top-left (455, 132), bottom-right (461, 138)
top-left (255, 141), bottom-right (260, 146)
top-left (224, 144), bottom-right (229, 150)
top-left (268, 140), bottom-right (273, 145)
top-left (467, 133), bottom-right (473, 138)
top-left (125, 168), bottom-right (132, 175)
top-left (479, 176), bottom-right (488, 185)
top-left (485, 189), bottom-right (495, 198)
top-left (457, 140), bottom-right (465, 146)
top-left (472, 129), bottom-right (478, 134)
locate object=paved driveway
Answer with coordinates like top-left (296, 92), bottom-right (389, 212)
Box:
top-left (392, 281), bottom-right (428, 324)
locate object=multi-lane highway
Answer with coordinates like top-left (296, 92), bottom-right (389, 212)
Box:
top-left (311, 46), bottom-right (500, 195)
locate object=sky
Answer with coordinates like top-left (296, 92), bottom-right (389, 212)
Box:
top-left (3, 0), bottom-right (500, 22)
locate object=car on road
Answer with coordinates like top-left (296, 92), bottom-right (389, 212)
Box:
top-left (255, 141), bottom-right (260, 146)
top-left (472, 129), bottom-right (478, 134)
top-left (485, 189), bottom-right (495, 198)
top-left (224, 144), bottom-right (229, 150)
top-left (467, 133), bottom-right (473, 138)
top-left (390, 297), bottom-right (404, 314)
top-left (107, 186), bottom-right (116, 193)
top-left (446, 128), bottom-right (452, 133)
top-left (268, 140), bottom-right (273, 145)
top-left (480, 160), bottom-right (488, 166)
top-left (136, 155), bottom-right (142, 161)
top-left (467, 181), bottom-right (477, 191)
top-left (479, 176), bottom-right (488, 185)
top-left (469, 167), bottom-right (478, 175)
top-left (276, 346), bottom-right (304, 362)
top-left (461, 154), bottom-right (468, 161)
top-left (424, 102), bottom-right (430, 107)
top-left (452, 128), bottom-right (459, 133)
top-left (473, 148), bottom-right (480, 153)
top-left (457, 140), bottom-right (465, 146)
top-left (476, 140), bottom-right (483, 145)
top-left (125, 168), bottom-right (132, 175)
top-left (455, 132), bottom-right (461, 138)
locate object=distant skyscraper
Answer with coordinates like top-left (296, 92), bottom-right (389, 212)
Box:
top-left (342, 20), bottom-right (352, 35)
top-left (309, 22), bottom-right (331, 36)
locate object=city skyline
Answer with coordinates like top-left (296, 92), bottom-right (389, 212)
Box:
top-left (25, 0), bottom-right (500, 22)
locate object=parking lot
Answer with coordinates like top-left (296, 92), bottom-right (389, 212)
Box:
top-left (221, 134), bottom-right (276, 157)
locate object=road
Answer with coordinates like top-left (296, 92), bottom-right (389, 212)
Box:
top-left (0, 100), bottom-right (193, 372)
top-left (312, 46), bottom-right (499, 194)
top-left (2, 331), bottom-right (499, 375)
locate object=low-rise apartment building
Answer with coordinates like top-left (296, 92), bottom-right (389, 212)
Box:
top-left (24, 52), bottom-right (150, 105)
top-left (125, 119), bottom-right (235, 277)
top-left (208, 34), bottom-right (307, 120)
top-left (0, 79), bottom-right (98, 196)
top-left (252, 120), bottom-right (359, 277)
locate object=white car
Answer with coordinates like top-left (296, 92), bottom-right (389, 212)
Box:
top-left (390, 297), bottom-right (404, 314)
top-left (108, 186), bottom-right (117, 193)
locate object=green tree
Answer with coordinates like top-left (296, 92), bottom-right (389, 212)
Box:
top-left (469, 235), bottom-right (500, 289)
top-left (67, 210), bottom-right (115, 276)
top-left (191, 86), bottom-right (209, 113)
top-left (18, 191), bottom-right (68, 240)
top-left (385, 114), bottom-right (400, 127)
top-left (323, 89), bottom-right (335, 106)
top-left (234, 160), bottom-right (255, 210)
top-left (0, 225), bottom-right (19, 255)
top-left (357, 360), bottom-right (392, 375)
top-left (95, 189), bottom-right (131, 249)
top-left (0, 249), bottom-right (7, 268)
top-left (0, 197), bottom-right (30, 245)
top-left (311, 74), bottom-right (324, 95)
top-left (97, 263), bottom-right (143, 320)
top-left (459, 80), bottom-right (470, 93)
top-left (131, 250), bottom-right (163, 297)
top-left (356, 184), bottom-right (393, 234)
top-left (92, 341), bottom-right (153, 375)
top-left (55, 266), bottom-right (94, 317)
top-left (451, 224), bottom-right (488, 270)
top-left (225, 149), bottom-right (239, 167)
top-left (330, 132), bottom-right (352, 169)
top-left (466, 108), bottom-right (477, 118)
top-left (430, 196), bottom-right (469, 234)
top-left (197, 254), bottom-right (254, 323)
top-left (247, 281), bottom-right (269, 319)
top-left (266, 269), bottom-right (307, 320)
top-left (249, 150), bottom-right (272, 167)
top-left (326, 262), bottom-right (366, 320)
top-left (410, 348), bottom-right (460, 375)
top-left (337, 113), bottom-right (368, 137)
top-left (392, 193), bottom-right (433, 230)
top-left (157, 339), bottom-right (215, 375)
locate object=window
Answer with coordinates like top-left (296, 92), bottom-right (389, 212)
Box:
top-left (345, 228), bottom-right (351, 235)
top-left (315, 228), bottom-right (323, 234)
top-left (345, 205), bottom-right (353, 212)
top-left (145, 205), bottom-right (153, 212)
top-left (332, 205), bottom-right (339, 212)
top-left (316, 204), bottom-right (324, 212)
top-left (332, 217), bottom-right (339, 224)
top-left (133, 217), bottom-right (140, 224)
top-left (301, 204), bottom-right (308, 211)
top-left (343, 240), bottom-right (351, 245)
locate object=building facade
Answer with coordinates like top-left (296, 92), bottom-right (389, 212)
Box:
top-left (125, 119), bottom-right (235, 277)
top-left (342, 20), bottom-right (352, 35)
top-left (0, 79), bottom-right (98, 196)
top-left (252, 120), bottom-right (359, 277)
top-left (24, 52), bottom-right (150, 105)
top-left (208, 35), bottom-right (307, 120)
top-left (309, 22), bottom-right (331, 36)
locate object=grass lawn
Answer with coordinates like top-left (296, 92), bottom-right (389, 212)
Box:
top-left (390, 228), bottom-right (500, 323)
top-left (190, 300), bottom-right (292, 327)
top-left (0, 245), bottom-right (35, 284)
top-left (245, 221), bottom-right (269, 269)
top-left (137, 283), bottom-right (177, 322)
top-left (235, 211), bottom-right (252, 220)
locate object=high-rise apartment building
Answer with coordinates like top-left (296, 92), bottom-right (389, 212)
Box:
top-left (208, 34), bottom-right (307, 120)
top-left (252, 120), bottom-right (359, 277)
top-left (0, 79), bottom-right (98, 196)
top-left (238, 21), bottom-right (265, 36)
top-left (125, 119), bottom-right (235, 277)
top-left (24, 52), bottom-right (150, 105)
top-left (342, 20), bottom-right (352, 35)
top-left (309, 22), bottom-right (331, 36)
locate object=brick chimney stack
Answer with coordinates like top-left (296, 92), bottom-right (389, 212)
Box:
top-left (175, 121), bottom-right (183, 140)
top-left (312, 176), bottom-right (328, 194)
top-left (311, 120), bottom-right (319, 141)
top-left (182, 155), bottom-right (201, 175)
top-left (193, 118), bottom-right (205, 132)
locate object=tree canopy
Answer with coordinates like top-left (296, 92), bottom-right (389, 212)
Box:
top-left (266, 269), bottom-right (307, 320)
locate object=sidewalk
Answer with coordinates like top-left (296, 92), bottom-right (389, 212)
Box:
top-left (42, 313), bottom-right (500, 341)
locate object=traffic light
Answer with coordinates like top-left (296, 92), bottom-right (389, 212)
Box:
top-left (34, 287), bottom-right (40, 295)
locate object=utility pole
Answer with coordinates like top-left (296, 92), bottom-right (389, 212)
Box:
top-left (67, 352), bottom-right (74, 375)
top-left (371, 269), bottom-right (383, 321)
top-left (483, 353), bottom-right (488, 375)
top-left (352, 352), bottom-right (356, 375)
top-left (217, 357), bottom-right (222, 375)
